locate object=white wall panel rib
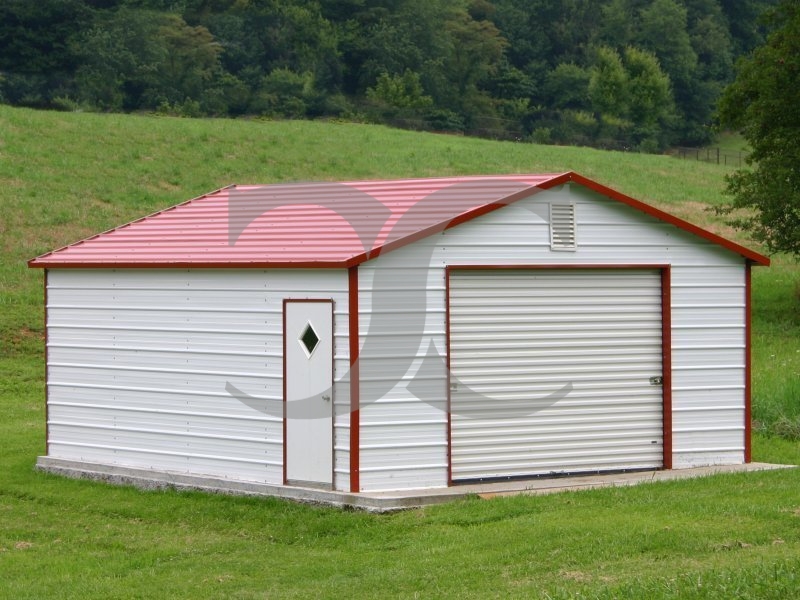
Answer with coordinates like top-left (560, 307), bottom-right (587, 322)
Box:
top-left (46, 269), bottom-right (350, 487)
top-left (357, 243), bottom-right (449, 491)
top-left (355, 186), bottom-right (747, 490)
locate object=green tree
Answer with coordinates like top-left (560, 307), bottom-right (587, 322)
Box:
top-left (0, 0), bottom-right (778, 151)
top-left (0, 0), bottom-right (94, 106)
top-left (625, 47), bottom-right (668, 123)
top-left (442, 6), bottom-right (506, 103)
top-left (208, 0), bottom-right (340, 95)
top-left (72, 8), bottom-right (168, 110)
top-left (490, 0), bottom-right (554, 84)
top-left (585, 44), bottom-right (676, 150)
top-left (637, 0), bottom-right (700, 142)
top-left (624, 45), bottom-right (676, 149)
top-left (157, 15), bottom-right (222, 102)
top-left (719, 0), bottom-right (776, 55)
top-left (718, 0), bottom-right (800, 257)
top-left (544, 63), bottom-right (590, 110)
top-left (366, 69), bottom-right (433, 115)
top-left (588, 45), bottom-right (629, 118)
top-left (596, 0), bottom-right (635, 48)
top-left (251, 68), bottom-right (313, 117)
top-left (686, 0), bottom-right (734, 82)
top-left (73, 9), bottom-right (222, 111)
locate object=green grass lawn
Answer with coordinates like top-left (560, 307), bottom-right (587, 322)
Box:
top-left (1, 106), bottom-right (799, 598)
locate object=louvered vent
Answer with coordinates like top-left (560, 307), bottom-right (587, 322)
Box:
top-left (550, 202), bottom-right (577, 250)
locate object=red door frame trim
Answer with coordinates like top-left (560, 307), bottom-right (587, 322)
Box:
top-left (282, 298), bottom-right (335, 486)
top-left (445, 264), bottom-right (673, 482)
top-left (348, 267), bottom-right (361, 492)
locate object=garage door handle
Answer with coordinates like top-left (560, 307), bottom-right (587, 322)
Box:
top-left (322, 394), bottom-right (331, 401)
top-left (649, 376), bottom-right (663, 386)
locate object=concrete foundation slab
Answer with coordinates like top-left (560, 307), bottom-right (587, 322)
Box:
top-left (36, 457), bottom-right (794, 512)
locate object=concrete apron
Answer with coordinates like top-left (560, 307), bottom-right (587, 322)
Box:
top-left (35, 457), bottom-right (794, 513)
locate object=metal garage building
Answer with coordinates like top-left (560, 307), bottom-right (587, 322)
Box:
top-left (29, 172), bottom-right (769, 495)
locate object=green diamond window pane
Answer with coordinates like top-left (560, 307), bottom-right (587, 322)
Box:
top-left (300, 323), bottom-right (320, 355)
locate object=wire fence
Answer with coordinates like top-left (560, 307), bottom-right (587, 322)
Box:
top-left (670, 146), bottom-right (750, 167)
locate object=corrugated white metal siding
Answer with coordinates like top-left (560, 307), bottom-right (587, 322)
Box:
top-left (356, 246), bottom-right (449, 491)
top-left (449, 269), bottom-right (663, 480)
top-left (45, 269), bottom-right (351, 489)
top-left (357, 184), bottom-right (746, 491)
top-left (670, 266), bottom-right (746, 467)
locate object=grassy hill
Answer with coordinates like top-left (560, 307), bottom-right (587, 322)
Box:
top-left (0, 105), bottom-right (761, 351)
top-left (1, 106), bottom-right (798, 598)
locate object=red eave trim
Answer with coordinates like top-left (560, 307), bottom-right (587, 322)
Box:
top-left (548, 172), bottom-right (771, 266)
top-left (347, 180), bottom-right (561, 266)
top-left (28, 260), bottom-right (351, 269)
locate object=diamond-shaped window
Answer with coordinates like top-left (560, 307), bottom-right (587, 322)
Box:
top-left (299, 322), bottom-right (320, 356)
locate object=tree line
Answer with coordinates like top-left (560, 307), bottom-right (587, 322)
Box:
top-left (0, 0), bottom-right (776, 151)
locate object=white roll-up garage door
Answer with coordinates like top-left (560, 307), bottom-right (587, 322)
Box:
top-left (449, 268), bottom-right (664, 481)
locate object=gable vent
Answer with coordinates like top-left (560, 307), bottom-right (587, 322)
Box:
top-left (550, 202), bottom-right (577, 250)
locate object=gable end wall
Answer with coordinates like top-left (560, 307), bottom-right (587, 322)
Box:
top-left (356, 184), bottom-right (747, 491)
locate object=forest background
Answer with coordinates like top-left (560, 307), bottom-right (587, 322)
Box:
top-left (0, 0), bottom-right (777, 151)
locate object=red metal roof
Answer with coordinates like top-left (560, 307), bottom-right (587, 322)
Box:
top-left (28, 172), bottom-right (769, 268)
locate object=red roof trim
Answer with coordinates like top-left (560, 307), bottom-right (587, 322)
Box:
top-left (27, 260), bottom-right (348, 269)
top-left (346, 179), bottom-right (558, 265)
top-left (548, 172), bottom-right (770, 266)
top-left (27, 173), bottom-right (769, 268)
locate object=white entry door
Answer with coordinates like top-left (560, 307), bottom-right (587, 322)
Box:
top-left (284, 300), bottom-right (333, 487)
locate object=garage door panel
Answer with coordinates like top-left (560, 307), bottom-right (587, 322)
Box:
top-left (452, 449), bottom-right (662, 480)
top-left (454, 405), bottom-right (663, 425)
top-left (453, 313), bottom-right (660, 323)
top-left (449, 269), bottom-right (664, 481)
top-left (450, 331), bottom-right (659, 345)
top-left (453, 361), bottom-right (660, 376)
top-left (456, 372), bottom-right (659, 389)
top-left (453, 434), bottom-right (662, 454)
top-left (453, 426), bottom-right (662, 444)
